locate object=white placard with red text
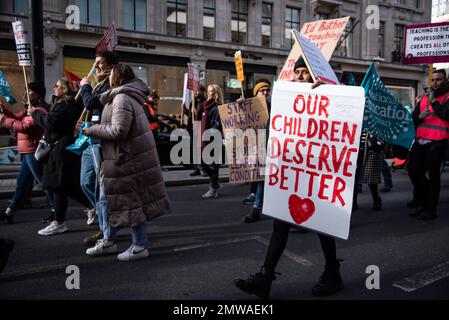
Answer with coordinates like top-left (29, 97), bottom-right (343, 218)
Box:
top-left (263, 82), bottom-right (365, 240)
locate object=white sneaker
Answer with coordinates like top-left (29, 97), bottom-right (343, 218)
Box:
top-left (202, 187), bottom-right (219, 199)
top-left (117, 245), bottom-right (149, 262)
top-left (86, 208), bottom-right (96, 225)
top-left (86, 240), bottom-right (118, 256)
top-left (38, 222), bottom-right (68, 236)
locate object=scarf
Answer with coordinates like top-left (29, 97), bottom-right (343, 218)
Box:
top-left (200, 98), bottom-right (218, 149)
top-left (92, 70), bottom-right (111, 94)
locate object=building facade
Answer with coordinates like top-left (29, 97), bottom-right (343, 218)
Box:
top-left (0, 0), bottom-right (430, 117)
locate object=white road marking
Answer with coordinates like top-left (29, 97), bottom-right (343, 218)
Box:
top-left (393, 261), bottom-right (449, 292)
top-left (253, 236), bottom-right (313, 267)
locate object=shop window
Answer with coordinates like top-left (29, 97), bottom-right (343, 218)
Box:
top-left (0, 0), bottom-right (29, 15)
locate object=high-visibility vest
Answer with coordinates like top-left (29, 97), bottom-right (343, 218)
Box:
top-left (144, 102), bottom-right (158, 131)
top-left (416, 93), bottom-right (449, 141)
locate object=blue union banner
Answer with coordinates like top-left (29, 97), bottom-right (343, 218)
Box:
top-left (0, 70), bottom-right (17, 105)
top-left (361, 64), bottom-right (415, 149)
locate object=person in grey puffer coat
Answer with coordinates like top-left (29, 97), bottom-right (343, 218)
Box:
top-left (83, 64), bottom-right (171, 262)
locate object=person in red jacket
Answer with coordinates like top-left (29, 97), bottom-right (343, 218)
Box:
top-left (0, 82), bottom-right (54, 224)
top-left (408, 69), bottom-right (449, 220)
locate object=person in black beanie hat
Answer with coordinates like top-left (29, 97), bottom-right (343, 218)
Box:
top-left (27, 82), bottom-right (47, 102)
top-left (234, 57), bottom-right (343, 299)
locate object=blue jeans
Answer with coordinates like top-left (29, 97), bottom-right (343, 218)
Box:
top-left (80, 146), bottom-right (98, 207)
top-left (9, 154), bottom-right (53, 210)
top-left (253, 181), bottom-right (264, 209)
top-left (98, 183), bottom-right (110, 238)
top-left (109, 224), bottom-right (148, 248)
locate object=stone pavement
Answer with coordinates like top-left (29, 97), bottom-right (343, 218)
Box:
top-left (0, 165), bottom-right (230, 199)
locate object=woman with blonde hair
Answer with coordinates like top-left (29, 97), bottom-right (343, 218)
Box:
top-left (83, 64), bottom-right (171, 261)
top-left (32, 78), bottom-right (91, 236)
top-left (196, 84), bottom-right (224, 199)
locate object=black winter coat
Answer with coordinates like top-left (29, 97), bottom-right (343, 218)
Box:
top-left (32, 95), bottom-right (83, 189)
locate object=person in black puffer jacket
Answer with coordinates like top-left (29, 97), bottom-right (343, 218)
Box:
top-left (31, 78), bottom-right (91, 236)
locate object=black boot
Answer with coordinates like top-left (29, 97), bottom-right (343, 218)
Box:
top-left (373, 197), bottom-right (382, 211)
top-left (0, 239), bottom-right (15, 273)
top-left (312, 260), bottom-right (344, 297)
top-left (234, 266), bottom-right (276, 299)
top-left (242, 208), bottom-right (261, 223)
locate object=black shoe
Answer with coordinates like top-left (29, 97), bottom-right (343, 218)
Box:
top-left (242, 208), bottom-right (261, 223)
top-left (0, 239), bottom-right (15, 273)
top-left (5, 214), bottom-right (13, 224)
top-left (41, 212), bottom-right (55, 224)
top-left (189, 169), bottom-right (201, 176)
top-left (312, 261), bottom-right (344, 297)
top-left (234, 267), bottom-right (276, 299)
top-left (409, 206), bottom-right (425, 217)
top-left (373, 198), bottom-right (382, 211)
top-left (1, 209), bottom-right (14, 224)
top-left (407, 200), bottom-right (421, 208)
top-left (418, 210), bottom-right (437, 221)
top-left (380, 185), bottom-right (392, 193)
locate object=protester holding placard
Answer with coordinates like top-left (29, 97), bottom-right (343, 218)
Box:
top-left (234, 58), bottom-right (344, 298)
top-left (198, 84), bottom-right (224, 199)
top-left (182, 85), bottom-right (207, 177)
top-left (408, 69), bottom-right (449, 220)
top-left (78, 50), bottom-right (118, 246)
top-left (0, 83), bottom-right (54, 224)
top-left (32, 79), bottom-right (91, 236)
top-left (241, 79), bottom-right (271, 223)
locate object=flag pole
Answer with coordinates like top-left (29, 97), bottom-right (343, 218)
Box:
top-left (14, 18), bottom-right (31, 108)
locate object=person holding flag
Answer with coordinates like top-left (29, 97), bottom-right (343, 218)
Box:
top-left (78, 50), bottom-right (119, 246)
top-left (234, 57), bottom-right (343, 299)
top-left (408, 69), bottom-right (449, 220)
top-left (0, 82), bottom-right (54, 224)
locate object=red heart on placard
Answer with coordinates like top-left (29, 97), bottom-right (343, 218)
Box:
top-left (288, 195), bottom-right (316, 225)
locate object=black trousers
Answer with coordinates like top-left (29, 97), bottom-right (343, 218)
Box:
top-left (53, 185), bottom-right (91, 222)
top-left (263, 220), bottom-right (337, 272)
top-left (203, 164), bottom-right (220, 189)
top-left (408, 140), bottom-right (448, 211)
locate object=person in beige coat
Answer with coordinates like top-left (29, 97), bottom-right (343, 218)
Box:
top-left (83, 64), bottom-right (171, 261)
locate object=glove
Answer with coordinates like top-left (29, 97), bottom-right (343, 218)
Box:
top-left (418, 109), bottom-right (431, 120)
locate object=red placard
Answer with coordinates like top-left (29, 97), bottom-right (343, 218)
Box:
top-left (95, 22), bottom-right (118, 53)
top-left (187, 63), bottom-right (200, 91)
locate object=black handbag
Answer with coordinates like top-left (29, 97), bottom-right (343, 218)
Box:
top-left (34, 137), bottom-right (57, 162)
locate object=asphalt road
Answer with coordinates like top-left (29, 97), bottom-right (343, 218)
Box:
top-left (0, 169), bottom-right (448, 300)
